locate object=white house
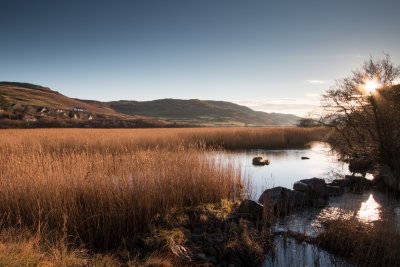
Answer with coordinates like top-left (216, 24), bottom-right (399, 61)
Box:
top-left (24, 115), bottom-right (37, 123)
top-left (73, 107), bottom-right (85, 112)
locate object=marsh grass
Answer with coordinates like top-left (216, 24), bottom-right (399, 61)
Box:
top-left (318, 218), bottom-right (400, 267)
top-left (0, 127), bottom-right (327, 263)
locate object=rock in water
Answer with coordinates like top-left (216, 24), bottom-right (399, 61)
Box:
top-left (327, 185), bottom-right (343, 196)
top-left (293, 181), bottom-right (308, 192)
top-left (258, 186), bottom-right (292, 215)
top-left (252, 156), bottom-right (270, 166)
top-left (299, 177), bottom-right (328, 201)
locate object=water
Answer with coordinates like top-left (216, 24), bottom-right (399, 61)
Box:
top-left (264, 236), bottom-right (353, 267)
top-left (211, 143), bottom-right (398, 266)
top-left (212, 142), bottom-right (351, 200)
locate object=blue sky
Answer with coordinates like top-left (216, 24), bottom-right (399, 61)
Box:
top-left (1, 0), bottom-right (399, 115)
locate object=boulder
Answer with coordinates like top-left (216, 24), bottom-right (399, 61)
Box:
top-left (330, 179), bottom-right (351, 188)
top-left (252, 156), bottom-right (270, 166)
top-left (299, 178), bottom-right (328, 200)
top-left (311, 198), bottom-right (328, 208)
top-left (345, 175), bottom-right (372, 192)
top-left (327, 185), bottom-right (343, 196)
top-left (301, 156), bottom-right (310, 160)
top-left (258, 186), bottom-right (292, 215)
top-left (330, 175), bottom-right (372, 193)
top-left (237, 199), bottom-right (263, 221)
top-left (289, 190), bottom-right (307, 208)
top-left (293, 181), bottom-right (308, 192)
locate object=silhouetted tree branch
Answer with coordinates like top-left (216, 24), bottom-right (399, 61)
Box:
top-left (320, 54), bottom-right (400, 178)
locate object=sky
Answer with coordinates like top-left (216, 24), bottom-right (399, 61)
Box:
top-left (1, 0), bottom-right (399, 116)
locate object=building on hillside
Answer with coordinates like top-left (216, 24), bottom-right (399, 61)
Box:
top-left (88, 115), bottom-right (93, 120)
top-left (24, 115), bottom-right (37, 123)
top-left (37, 107), bottom-right (47, 113)
top-left (73, 107), bottom-right (85, 112)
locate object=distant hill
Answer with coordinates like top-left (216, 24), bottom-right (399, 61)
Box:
top-left (106, 99), bottom-right (300, 126)
top-left (0, 82), bottom-right (301, 128)
top-left (0, 82), bottom-right (119, 115)
top-left (0, 82), bottom-right (164, 128)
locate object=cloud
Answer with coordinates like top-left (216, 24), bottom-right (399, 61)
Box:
top-left (307, 80), bottom-right (327, 84)
top-left (233, 95), bottom-right (322, 117)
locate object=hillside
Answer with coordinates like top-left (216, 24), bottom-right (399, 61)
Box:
top-left (106, 99), bottom-right (300, 126)
top-left (0, 82), bottom-right (164, 128)
top-left (0, 82), bottom-right (301, 128)
top-left (0, 82), bottom-right (119, 115)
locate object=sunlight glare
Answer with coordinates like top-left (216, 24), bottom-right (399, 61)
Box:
top-left (357, 194), bottom-right (381, 223)
top-left (364, 79), bottom-right (381, 94)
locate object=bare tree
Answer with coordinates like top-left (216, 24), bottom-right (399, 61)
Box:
top-left (320, 54), bottom-right (400, 181)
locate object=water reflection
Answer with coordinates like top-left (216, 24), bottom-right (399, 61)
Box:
top-left (212, 143), bottom-right (400, 266)
top-left (211, 142), bottom-right (350, 200)
top-left (357, 194), bottom-right (381, 223)
top-left (264, 236), bottom-right (354, 267)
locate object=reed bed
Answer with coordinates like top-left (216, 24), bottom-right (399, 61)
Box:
top-left (0, 127), bottom-right (327, 252)
top-left (318, 218), bottom-right (400, 267)
top-left (0, 127), bottom-right (329, 153)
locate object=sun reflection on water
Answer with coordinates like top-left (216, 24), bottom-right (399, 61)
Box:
top-left (357, 194), bottom-right (381, 223)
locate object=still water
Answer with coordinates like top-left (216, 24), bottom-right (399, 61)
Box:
top-left (211, 143), bottom-right (399, 267)
top-left (213, 142), bottom-right (350, 199)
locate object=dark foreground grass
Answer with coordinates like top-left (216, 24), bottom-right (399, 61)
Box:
top-left (317, 218), bottom-right (400, 267)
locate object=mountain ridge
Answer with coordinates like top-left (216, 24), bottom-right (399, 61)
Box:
top-left (0, 82), bottom-right (301, 127)
top-left (105, 98), bottom-right (300, 126)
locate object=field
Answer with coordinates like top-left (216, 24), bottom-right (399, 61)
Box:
top-left (0, 127), bottom-right (328, 265)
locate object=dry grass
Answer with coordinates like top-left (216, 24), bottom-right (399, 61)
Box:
top-left (318, 218), bottom-right (400, 267)
top-left (0, 127), bottom-right (329, 152)
top-left (0, 127), bottom-right (327, 264)
top-left (0, 228), bottom-right (111, 267)
top-left (0, 129), bottom-right (245, 250)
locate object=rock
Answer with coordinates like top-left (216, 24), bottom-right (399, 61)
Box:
top-left (258, 186), bottom-right (292, 215)
top-left (289, 190), bottom-right (307, 208)
top-left (237, 199), bottom-right (263, 221)
top-left (301, 156), bottom-right (310, 160)
top-left (312, 198), bottom-right (328, 208)
top-left (299, 178), bottom-right (328, 200)
top-left (345, 175), bottom-right (372, 192)
top-left (327, 185), bottom-right (343, 196)
top-left (252, 156), bottom-right (270, 166)
top-left (330, 175), bottom-right (372, 193)
top-left (293, 181), bottom-right (308, 192)
top-left (330, 179), bottom-right (351, 188)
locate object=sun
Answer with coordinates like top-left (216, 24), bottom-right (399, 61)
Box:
top-left (364, 79), bottom-right (381, 93)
